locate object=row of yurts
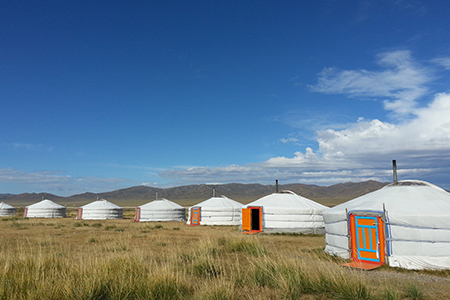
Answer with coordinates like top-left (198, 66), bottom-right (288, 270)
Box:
top-left (2, 163), bottom-right (450, 271)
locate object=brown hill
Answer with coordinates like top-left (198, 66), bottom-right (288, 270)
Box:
top-left (0, 181), bottom-right (388, 207)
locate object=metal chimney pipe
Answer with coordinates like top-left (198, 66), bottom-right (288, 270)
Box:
top-left (276, 179), bottom-right (279, 193)
top-left (213, 187), bottom-right (216, 197)
top-left (156, 192), bottom-right (158, 200)
top-left (392, 160), bottom-right (398, 185)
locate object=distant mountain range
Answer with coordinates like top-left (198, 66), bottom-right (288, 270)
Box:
top-left (0, 180), bottom-right (388, 207)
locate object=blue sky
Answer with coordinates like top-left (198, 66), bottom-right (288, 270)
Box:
top-left (2, 0), bottom-right (450, 196)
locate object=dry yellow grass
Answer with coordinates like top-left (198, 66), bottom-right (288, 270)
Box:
top-left (1, 215), bottom-right (449, 299)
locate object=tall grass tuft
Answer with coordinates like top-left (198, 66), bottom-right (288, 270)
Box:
top-left (249, 258), bottom-right (279, 288)
top-left (194, 280), bottom-right (239, 300)
top-left (278, 262), bottom-right (315, 298)
top-left (218, 235), bottom-right (267, 257)
top-left (404, 283), bottom-right (425, 300)
top-left (192, 257), bottom-right (223, 278)
top-left (148, 274), bottom-right (192, 300)
top-left (383, 288), bottom-right (401, 300)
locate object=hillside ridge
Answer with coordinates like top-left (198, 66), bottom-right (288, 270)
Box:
top-left (0, 180), bottom-right (388, 207)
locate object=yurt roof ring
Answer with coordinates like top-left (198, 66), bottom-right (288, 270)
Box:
top-left (279, 190), bottom-right (298, 195)
top-left (385, 180), bottom-right (446, 191)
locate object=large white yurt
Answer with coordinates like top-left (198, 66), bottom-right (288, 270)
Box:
top-left (76, 199), bottom-right (123, 220)
top-left (0, 202), bottom-right (16, 217)
top-left (187, 195), bottom-right (243, 226)
top-left (24, 199), bottom-right (66, 218)
top-left (242, 190), bottom-right (329, 234)
top-left (134, 199), bottom-right (186, 222)
top-left (324, 180), bottom-right (450, 270)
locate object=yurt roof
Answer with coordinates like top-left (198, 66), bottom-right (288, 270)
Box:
top-left (193, 195), bottom-right (243, 208)
top-left (325, 180), bottom-right (450, 217)
top-left (0, 202), bottom-right (15, 209)
top-left (139, 199), bottom-right (184, 209)
top-left (81, 199), bottom-right (122, 209)
top-left (27, 199), bottom-right (65, 209)
top-left (246, 190), bottom-right (328, 210)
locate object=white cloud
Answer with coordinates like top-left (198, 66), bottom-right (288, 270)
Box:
top-left (0, 168), bottom-right (132, 196)
top-left (158, 51), bottom-right (450, 190)
top-left (280, 137), bottom-right (299, 144)
top-left (310, 50), bottom-right (432, 115)
top-left (431, 57), bottom-right (450, 70)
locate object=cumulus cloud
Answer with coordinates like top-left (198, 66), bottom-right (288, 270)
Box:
top-left (158, 51), bottom-right (450, 189)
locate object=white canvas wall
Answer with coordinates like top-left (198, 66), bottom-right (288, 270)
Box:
top-left (187, 196), bottom-right (243, 225)
top-left (323, 181), bottom-right (450, 270)
top-left (244, 191), bottom-right (329, 234)
top-left (25, 199), bottom-right (66, 218)
top-left (0, 202), bottom-right (16, 217)
top-left (136, 199), bottom-right (186, 222)
top-left (78, 199), bottom-right (123, 220)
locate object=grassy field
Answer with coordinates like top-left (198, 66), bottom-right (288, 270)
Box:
top-left (1, 210), bottom-right (449, 299)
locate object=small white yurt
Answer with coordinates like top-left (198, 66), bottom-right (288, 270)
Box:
top-left (76, 199), bottom-right (123, 220)
top-left (134, 198), bottom-right (186, 222)
top-left (0, 202), bottom-right (16, 217)
top-left (24, 199), bottom-right (66, 218)
top-left (187, 195), bottom-right (243, 226)
top-left (324, 180), bottom-right (450, 270)
top-left (242, 190), bottom-right (329, 234)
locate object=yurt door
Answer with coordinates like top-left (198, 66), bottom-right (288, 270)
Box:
top-left (349, 215), bottom-right (385, 264)
top-left (134, 207), bottom-right (141, 222)
top-left (242, 207), bottom-right (262, 232)
top-left (190, 207), bottom-right (201, 226)
top-left (76, 208), bottom-right (83, 220)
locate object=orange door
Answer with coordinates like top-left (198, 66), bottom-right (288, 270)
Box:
top-left (242, 208), bottom-right (251, 231)
top-left (349, 215), bottom-right (385, 264)
top-left (242, 207), bottom-right (262, 232)
top-left (76, 208), bottom-right (83, 220)
top-left (190, 207), bottom-right (201, 225)
top-left (134, 207), bottom-right (141, 222)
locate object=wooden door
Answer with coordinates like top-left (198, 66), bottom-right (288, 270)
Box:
top-left (190, 207), bottom-right (201, 225)
top-left (349, 215), bottom-right (385, 264)
top-left (242, 208), bottom-right (251, 231)
top-left (242, 207), bottom-right (262, 232)
top-left (134, 207), bottom-right (141, 222)
top-left (76, 208), bottom-right (83, 220)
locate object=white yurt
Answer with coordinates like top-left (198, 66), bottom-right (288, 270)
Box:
top-left (187, 195), bottom-right (243, 226)
top-left (134, 198), bottom-right (186, 222)
top-left (76, 199), bottom-right (123, 220)
top-left (24, 199), bottom-right (66, 218)
top-left (0, 202), bottom-right (16, 217)
top-left (242, 190), bottom-right (329, 234)
top-left (324, 180), bottom-right (450, 270)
